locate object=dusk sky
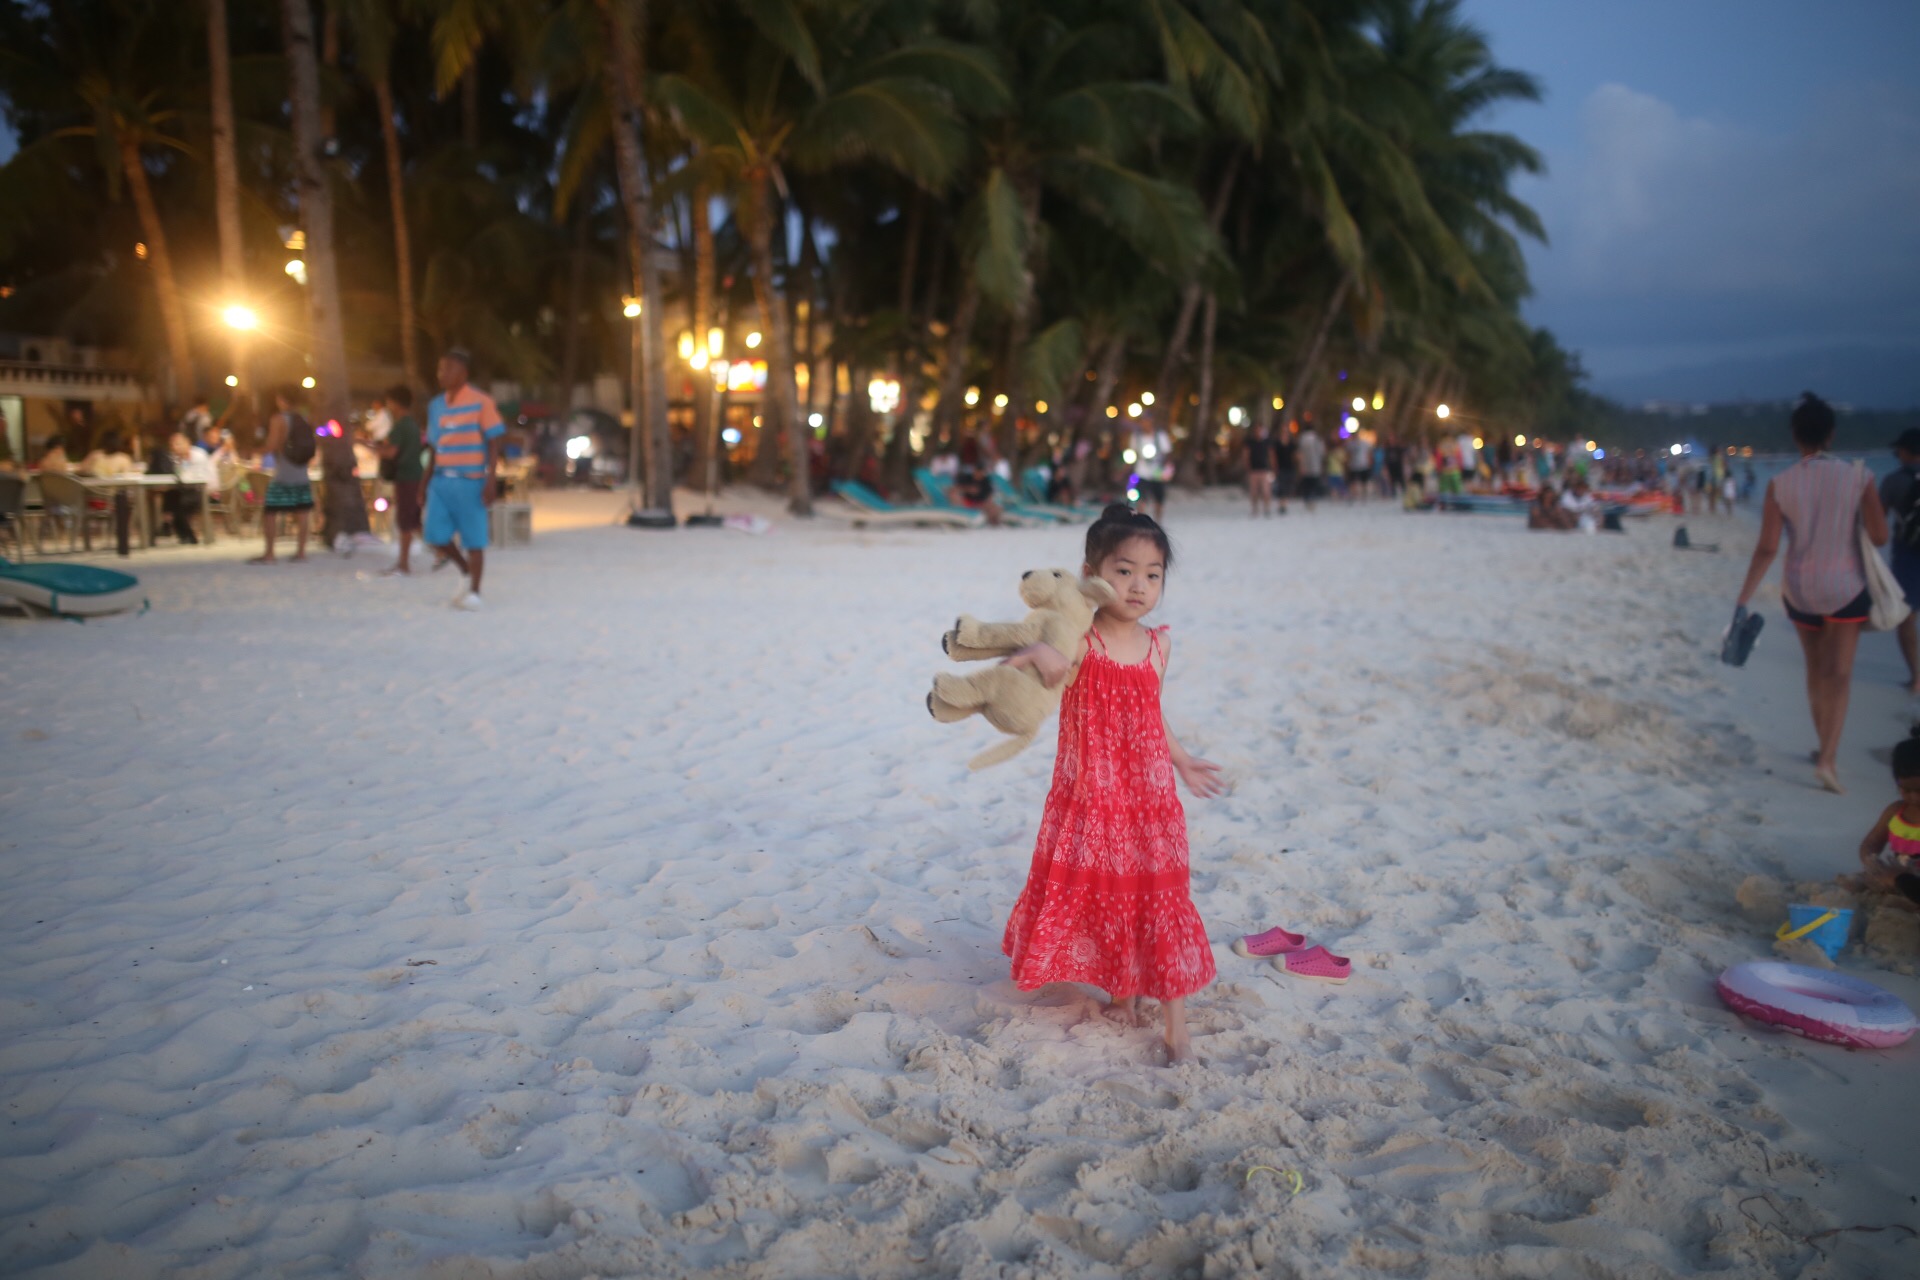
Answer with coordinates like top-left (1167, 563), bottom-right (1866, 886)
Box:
top-left (1468, 0), bottom-right (1920, 403)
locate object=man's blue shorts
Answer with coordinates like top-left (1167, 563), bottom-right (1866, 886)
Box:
top-left (424, 475), bottom-right (489, 549)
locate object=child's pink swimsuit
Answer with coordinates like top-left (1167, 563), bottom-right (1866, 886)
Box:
top-left (1890, 811), bottom-right (1920, 863)
top-left (1002, 625), bottom-right (1215, 1000)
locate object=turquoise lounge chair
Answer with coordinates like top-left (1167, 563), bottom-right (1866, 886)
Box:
top-left (828, 480), bottom-right (983, 528)
top-left (0, 558), bottom-right (146, 617)
top-left (1021, 466), bottom-right (1105, 514)
top-left (989, 474), bottom-right (1084, 523)
top-left (913, 468), bottom-right (1045, 526)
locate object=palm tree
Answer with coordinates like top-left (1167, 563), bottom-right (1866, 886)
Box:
top-left (206, 0), bottom-right (247, 391)
top-left (656, 0), bottom-right (1008, 514)
top-left (337, 0), bottom-right (421, 388)
top-left (0, 1), bottom-right (199, 401)
top-left (281, 0), bottom-right (350, 429)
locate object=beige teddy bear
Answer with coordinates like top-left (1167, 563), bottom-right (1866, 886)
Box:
top-left (927, 568), bottom-right (1116, 769)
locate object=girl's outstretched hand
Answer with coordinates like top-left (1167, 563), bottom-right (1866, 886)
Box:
top-left (1175, 755), bottom-right (1225, 798)
top-left (1002, 641), bottom-right (1072, 689)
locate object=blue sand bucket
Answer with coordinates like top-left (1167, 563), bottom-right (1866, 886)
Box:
top-left (1776, 904), bottom-right (1854, 960)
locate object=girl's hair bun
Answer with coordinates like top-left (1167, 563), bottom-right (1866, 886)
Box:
top-left (1085, 501), bottom-right (1175, 573)
top-left (1100, 501), bottom-right (1136, 522)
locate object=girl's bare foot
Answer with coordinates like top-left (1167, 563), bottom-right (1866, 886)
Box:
top-left (1814, 764), bottom-right (1845, 794)
top-left (1103, 996), bottom-right (1149, 1028)
top-left (1161, 996), bottom-right (1191, 1065)
top-left (247, 554), bottom-right (275, 564)
top-left (288, 553), bottom-right (307, 563)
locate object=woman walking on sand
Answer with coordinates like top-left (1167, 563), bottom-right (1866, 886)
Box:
top-left (1735, 392), bottom-right (1890, 793)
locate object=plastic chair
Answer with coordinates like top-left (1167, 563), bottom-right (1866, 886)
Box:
top-left (34, 472), bottom-right (114, 552)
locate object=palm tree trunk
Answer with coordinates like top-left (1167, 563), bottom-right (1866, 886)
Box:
top-left (119, 136), bottom-right (194, 405)
top-left (372, 73), bottom-right (419, 389)
top-left (740, 174), bottom-right (807, 513)
top-left (690, 181), bottom-right (716, 497)
top-left (1187, 291), bottom-right (1218, 485)
top-left (1151, 152), bottom-right (1240, 427)
top-left (598, 0), bottom-right (672, 511)
top-left (1286, 270), bottom-right (1354, 421)
top-left (282, 0), bottom-right (362, 535)
top-left (319, 4), bottom-right (340, 139)
top-left (930, 273), bottom-right (979, 450)
top-left (558, 212), bottom-right (589, 410)
top-left (207, 0), bottom-right (245, 398)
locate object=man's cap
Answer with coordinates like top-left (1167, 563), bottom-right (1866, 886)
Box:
top-left (1891, 427), bottom-right (1920, 454)
top-left (442, 346), bottom-right (473, 367)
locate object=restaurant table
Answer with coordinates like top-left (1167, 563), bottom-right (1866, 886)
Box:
top-left (72, 474), bottom-right (213, 549)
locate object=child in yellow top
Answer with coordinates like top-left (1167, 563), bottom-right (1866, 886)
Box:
top-left (1857, 737), bottom-right (1920, 905)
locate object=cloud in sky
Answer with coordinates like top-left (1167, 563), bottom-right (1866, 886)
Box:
top-left (1517, 80), bottom-right (1920, 381)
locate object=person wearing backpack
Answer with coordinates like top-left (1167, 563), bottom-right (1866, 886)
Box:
top-left (250, 383), bottom-right (316, 564)
top-left (1881, 428), bottom-right (1920, 692)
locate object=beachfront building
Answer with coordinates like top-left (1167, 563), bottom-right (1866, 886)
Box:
top-left (0, 333), bottom-right (160, 464)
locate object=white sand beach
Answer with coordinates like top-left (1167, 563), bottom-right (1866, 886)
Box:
top-left (3, 493), bottom-right (1916, 1279)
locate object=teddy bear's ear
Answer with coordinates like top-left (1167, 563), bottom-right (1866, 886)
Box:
top-left (1078, 576), bottom-right (1117, 605)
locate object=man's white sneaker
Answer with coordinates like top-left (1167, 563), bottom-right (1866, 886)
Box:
top-left (454, 590), bottom-right (484, 611)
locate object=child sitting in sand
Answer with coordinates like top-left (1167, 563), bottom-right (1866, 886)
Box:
top-left (998, 504), bottom-right (1224, 1063)
top-left (1856, 737), bottom-right (1920, 906)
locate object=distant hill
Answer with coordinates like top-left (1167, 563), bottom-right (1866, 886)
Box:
top-left (1595, 344), bottom-right (1920, 411)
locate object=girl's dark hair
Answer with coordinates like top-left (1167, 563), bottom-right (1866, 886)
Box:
top-left (1085, 502), bottom-right (1174, 572)
top-left (1790, 391), bottom-right (1835, 449)
top-left (1894, 734), bottom-right (1920, 782)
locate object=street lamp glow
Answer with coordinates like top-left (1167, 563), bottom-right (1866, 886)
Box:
top-left (225, 374), bottom-right (239, 387)
top-left (301, 376), bottom-right (316, 389)
top-left (1371, 392), bottom-right (1384, 410)
top-left (993, 393), bottom-right (1009, 410)
top-left (1272, 396), bottom-right (1284, 410)
top-left (1352, 396), bottom-right (1365, 412)
top-left (1669, 443), bottom-right (1682, 456)
top-left (1227, 406), bottom-right (1244, 426)
top-left (1126, 402), bottom-right (1143, 418)
top-left (621, 296), bottom-right (642, 318)
top-left (1586, 439), bottom-right (1599, 452)
top-left (284, 258), bottom-right (306, 285)
top-left (1123, 449), bottom-right (1138, 464)
top-left (690, 349), bottom-right (708, 371)
top-left (707, 327), bottom-right (724, 357)
top-left (1140, 392), bottom-right (1155, 407)
top-left (1514, 433), bottom-right (1526, 447)
top-left (1435, 403), bottom-right (1450, 419)
top-left (1035, 400), bottom-right (1049, 414)
top-left (1105, 405), bottom-right (1119, 419)
top-left (1472, 436), bottom-right (1485, 450)
top-left (222, 304), bottom-right (258, 331)
top-left (678, 331), bottom-right (695, 360)
top-left (744, 331), bottom-right (762, 349)
top-left (964, 387), bottom-right (980, 406)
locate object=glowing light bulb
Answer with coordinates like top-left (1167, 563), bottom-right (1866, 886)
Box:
top-left (1352, 396), bottom-right (1365, 412)
top-left (1035, 400), bottom-right (1049, 414)
top-left (222, 305), bottom-right (258, 331)
top-left (1436, 404), bottom-right (1451, 419)
top-left (745, 331), bottom-right (762, 349)
top-left (1141, 392), bottom-right (1155, 407)
top-left (301, 376), bottom-right (316, 389)
top-left (1514, 434), bottom-right (1526, 447)
top-left (964, 387), bottom-right (980, 407)
top-left (1126, 403), bottom-right (1142, 418)
top-left (224, 374), bottom-right (239, 388)
top-left (1105, 406), bottom-right (1119, 419)
top-left (678, 332), bottom-right (695, 360)
top-left (707, 327), bottom-right (725, 357)
top-left (622, 297), bottom-right (642, 318)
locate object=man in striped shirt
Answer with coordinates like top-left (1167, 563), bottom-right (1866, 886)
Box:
top-left (424, 347), bottom-right (504, 611)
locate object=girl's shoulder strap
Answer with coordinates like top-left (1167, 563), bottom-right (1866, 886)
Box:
top-left (1148, 625), bottom-right (1170, 669)
top-left (1085, 625), bottom-right (1108, 655)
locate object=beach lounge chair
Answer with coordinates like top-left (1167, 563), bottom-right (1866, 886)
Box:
top-left (989, 474), bottom-right (1084, 523)
top-left (828, 479), bottom-right (983, 529)
top-left (0, 557), bottom-right (145, 617)
top-left (1021, 466), bottom-right (1105, 514)
top-left (913, 468), bottom-right (1047, 526)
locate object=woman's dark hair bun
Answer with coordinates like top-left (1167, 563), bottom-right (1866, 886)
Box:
top-left (1790, 390), bottom-right (1835, 449)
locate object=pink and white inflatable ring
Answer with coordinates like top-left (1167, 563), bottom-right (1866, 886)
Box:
top-left (1717, 961), bottom-right (1916, 1049)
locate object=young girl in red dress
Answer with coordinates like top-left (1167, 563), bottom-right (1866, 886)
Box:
top-left (1001, 504), bottom-right (1224, 1062)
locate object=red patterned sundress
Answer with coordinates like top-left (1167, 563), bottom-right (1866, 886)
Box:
top-left (1002, 625), bottom-right (1216, 1000)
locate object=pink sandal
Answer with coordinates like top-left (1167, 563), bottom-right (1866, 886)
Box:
top-left (1232, 926), bottom-right (1308, 959)
top-left (1278, 945), bottom-right (1350, 984)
